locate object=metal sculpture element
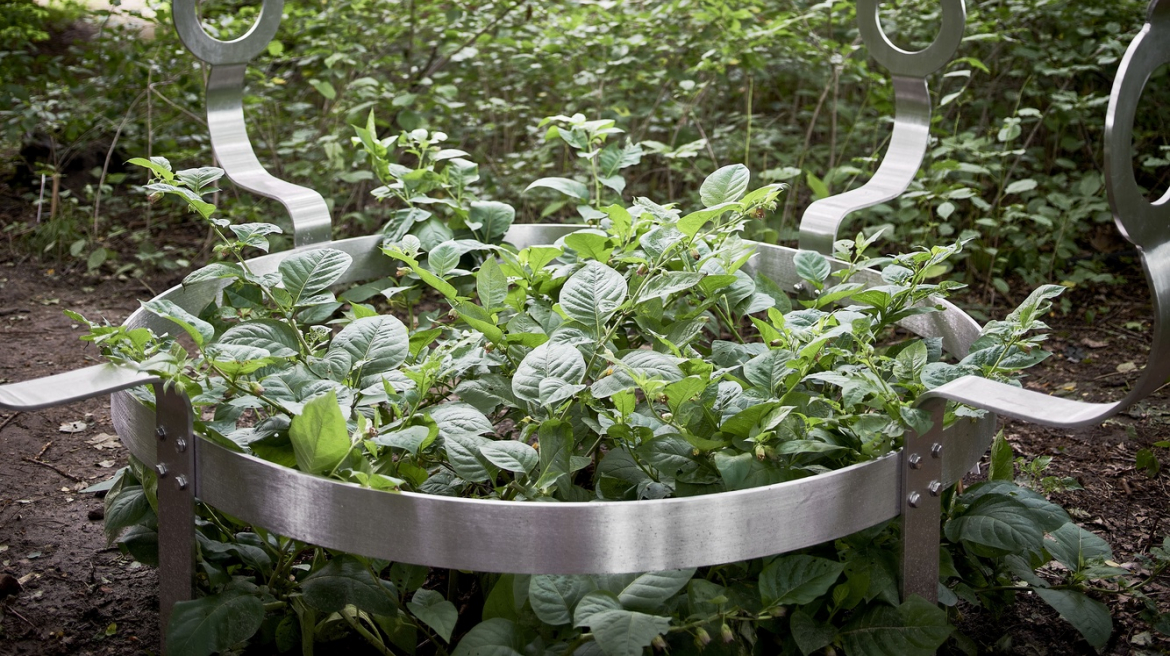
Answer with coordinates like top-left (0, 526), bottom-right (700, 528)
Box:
top-left (1, 3), bottom-right (1167, 655)
top-left (900, 0), bottom-right (1170, 605)
top-left (798, 0), bottom-right (966, 255)
top-left (172, 0), bottom-right (332, 247)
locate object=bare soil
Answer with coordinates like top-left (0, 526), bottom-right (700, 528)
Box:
top-left (0, 252), bottom-right (1166, 655)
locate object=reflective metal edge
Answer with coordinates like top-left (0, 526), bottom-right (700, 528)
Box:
top-left (197, 438), bottom-right (902, 574)
top-left (172, 0), bottom-right (282, 66)
top-left (110, 226), bottom-right (992, 571)
top-left (921, 0), bottom-right (1170, 431)
top-left (0, 363), bottom-right (159, 412)
top-left (798, 0), bottom-right (967, 254)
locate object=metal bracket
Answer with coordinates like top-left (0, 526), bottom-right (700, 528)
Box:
top-left (900, 398), bottom-right (945, 603)
top-left (798, 0), bottom-right (966, 254)
top-left (154, 385), bottom-right (196, 656)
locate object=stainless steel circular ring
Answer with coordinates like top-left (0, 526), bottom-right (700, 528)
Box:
top-left (110, 225), bottom-right (994, 574)
top-left (172, 0), bottom-right (283, 66)
top-left (856, 0), bottom-right (967, 79)
top-left (1105, 0), bottom-right (1170, 251)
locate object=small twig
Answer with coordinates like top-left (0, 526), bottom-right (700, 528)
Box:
top-left (3, 603), bottom-right (36, 629)
top-left (36, 441), bottom-right (52, 458)
top-left (137, 277), bottom-right (157, 297)
top-left (21, 457), bottom-right (83, 483)
top-left (0, 412), bottom-right (22, 433)
top-left (0, 308), bottom-right (30, 316)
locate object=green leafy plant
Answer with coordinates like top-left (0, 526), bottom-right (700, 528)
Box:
top-left (66, 141), bottom-right (1148, 655)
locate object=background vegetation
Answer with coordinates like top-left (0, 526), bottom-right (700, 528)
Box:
top-left (2, 0), bottom-right (1168, 310)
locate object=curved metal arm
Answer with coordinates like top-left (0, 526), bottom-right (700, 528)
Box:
top-left (919, 0), bottom-right (1170, 430)
top-left (173, 0), bottom-right (332, 247)
top-left (798, 0), bottom-right (966, 254)
top-left (0, 364), bottom-right (160, 412)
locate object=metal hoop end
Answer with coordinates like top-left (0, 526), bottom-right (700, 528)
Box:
top-left (173, 0), bottom-right (284, 66)
top-left (857, 0), bottom-right (967, 78)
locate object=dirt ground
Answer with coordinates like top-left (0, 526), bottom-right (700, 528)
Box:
top-left (0, 249), bottom-right (1167, 655)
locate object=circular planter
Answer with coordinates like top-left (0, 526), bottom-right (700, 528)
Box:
top-left (110, 225), bottom-right (995, 575)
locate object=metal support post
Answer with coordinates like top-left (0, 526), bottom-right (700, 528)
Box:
top-left (154, 384), bottom-right (196, 655)
top-left (900, 398), bottom-right (946, 603)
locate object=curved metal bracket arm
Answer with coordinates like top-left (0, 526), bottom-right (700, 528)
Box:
top-left (798, 0), bottom-right (966, 254)
top-left (173, 0), bottom-right (332, 247)
top-left (0, 364), bottom-right (161, 412)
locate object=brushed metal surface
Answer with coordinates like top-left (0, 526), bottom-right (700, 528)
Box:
top-left (798, 0), bottom-right (967, 254)
top-left (900, 398), bottom-right (946, 603)
top-left (172, 0), bottom-right (332, 247)
top-left (154, 387), bottom-right (196, 651)
top-left (919, 0), bottom-right (1170, 431)
top-left (0, 364), bottom-right (158, 412)
top-left (197, 438), bottom-right (902, 574)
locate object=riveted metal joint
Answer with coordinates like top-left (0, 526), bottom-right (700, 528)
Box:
top-left (907, 491), bottom-right (921, 508)
top-left (928, 481), bottom-right (943, 497)
top-left (176, 438), bottom-right (187, 453)
top-left (931, 443), bottom-right (943, 458)
top-left (907, 454), bottom-right (922, 469)
top-left (156, 463), bottom-right (168, 477)
top-left (155, 426), bottom-right (166, 439)
top-left (175, 475), bottom-right (188, 491)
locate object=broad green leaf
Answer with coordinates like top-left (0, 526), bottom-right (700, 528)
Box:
top-left (428, 240), bottom-right (462, 277)
top-left (565, 231), bottom-right (613, 262)
top-left (477, 257), bottom-right (509, 311)
top-left (279, 249), bottom-right (353, 307)
top-left (373, 425), bottom-right (435, 453)
top-left (635, 271), bottom-right (705, 303)
top-left (1034, 588), bottom-right (1112, 649)
top-left (559, 261), bottom-right (627, 335)
top-left (988, 431), bottom-right (1014, 482)
top-left (665, 376), bottom-right (705, 414)
top-left (166, 588), bottom-right (264, 656)
top-left (450, 618), bottom-right (523, 656)
top-left (325, 315), bottom-right (409, 379)
top-left (791, 609), bottom-right (836, 656)
top-left (183, 262), bottom-right (245, 285)
top-left (302, 555), bottom-right (397, 616)
top-left (600, 141), bottom-right (643, 176)
top-left (700, 164), bottom-right (750, 206)
top-left (218, 320), bottom-right (300, 358)
top-left (456, 300), bottom-right (506, 343)
top-left (573, 591), bottom-right (624, 627)
top-left (407, 589), bottom-right (458, 642)
top-left (760, 555), bottom-right (845, 607)
top-left (585, 609), bottom-right (671, 656)
top-left (480, 441), bottom-right (539, 474)
top-left (467, 201), bottom-right (516, 241)
top-left (677, 202), bottom-right (739, 237)
top-left (142, 299), bottom-right (214, 347)
top-left (944, 495), bottom-right (1045, 554)
top-left (428, 403), bottom-right (494, 439)
top-left (104, 484), bottom-right (150, 542)
top-left (525, 177), bottom-right (590, 200)
top-left (512, 342), bottom-right (586, 406)
top-left (228, 222), bottom-right (282, 252)
top-left (175, 166), bottom-right (225, 192)
top-left (127, 156), bottom-right (173, 181)
top-left (617, 569), bottom-right (695, 612)
top-left (528, 575), bottom-right (595, 626)
top-left (794, 250), bottom-right (831, 285)
top-left (839, 596), bottom-right (951, 656)
top-left (1005, 178), bottom-right (1038, 195)
top-left (443, 432), bottom-right (494, 483)
top-left (288, 391), bottom-right (351, 475)
top-left (1045, 523), bottom-right (1113, 571)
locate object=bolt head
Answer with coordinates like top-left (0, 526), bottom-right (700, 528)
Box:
top-left (175, 475), bottom-right (188, 491)
top-left (928, 481), bottom-right (942, 496)
top-left (155, 426), bottom-right (166, 439)
top-left (908, 454), bottom-right (922, 469)
top-left (907, 491), bottom-right (921, 508)
top-left (175, 438), bottom-right (187, 453)
top-left (931, 443), bottom-right (943, 458)
top-left (155, 463), bottom-right (168, 477)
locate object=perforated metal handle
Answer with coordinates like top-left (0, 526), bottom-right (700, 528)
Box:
top-left (798, 0), bottom-right (966, 254)
top-left (920, 0), bottom-right (1170, 429)
top-left (173, 0), bottom-right (332, 247)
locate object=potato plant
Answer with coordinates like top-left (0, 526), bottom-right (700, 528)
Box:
top-left (69, 134), bottom-right (1131, 656)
